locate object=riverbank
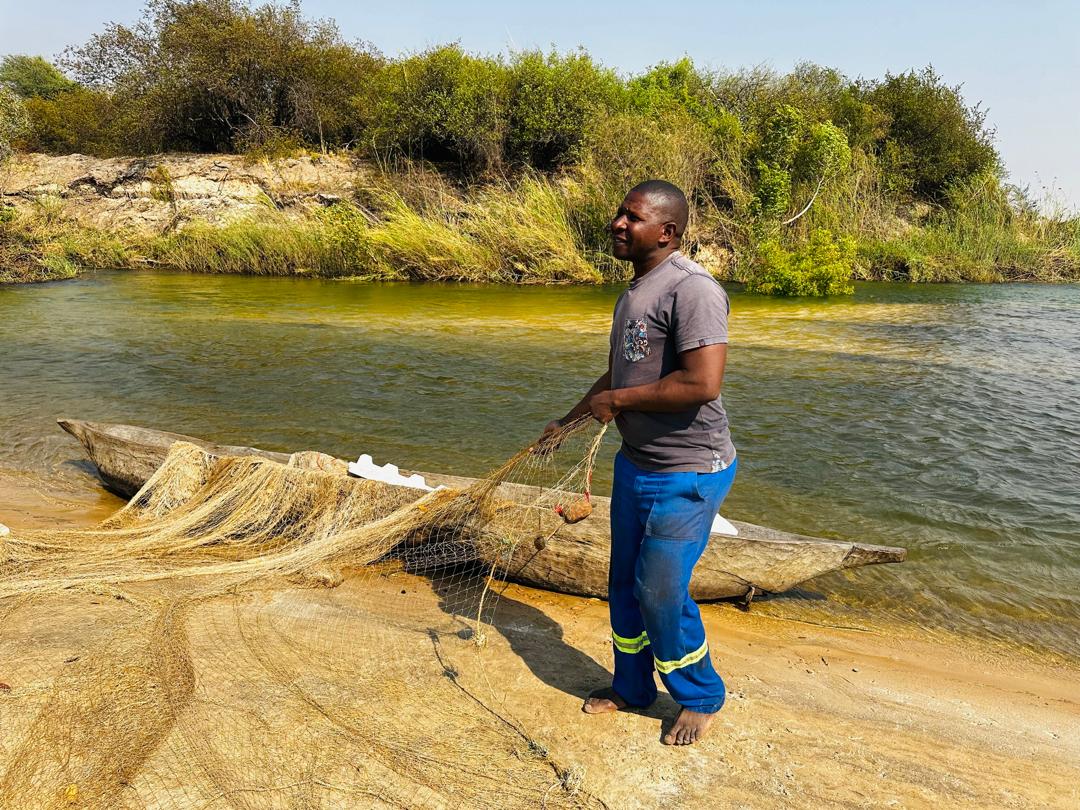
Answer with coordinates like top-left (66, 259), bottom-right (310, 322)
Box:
top-left (3, 153), bottom-right (1078, 287)
top-left (3, 467), bottom-right (1077, 808)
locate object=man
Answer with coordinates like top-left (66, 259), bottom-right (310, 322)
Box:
top-left (541, 180), bottom-right (736, 746)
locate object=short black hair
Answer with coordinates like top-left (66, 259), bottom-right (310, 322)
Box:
top-left (628, 180), bottom-right (689, 238)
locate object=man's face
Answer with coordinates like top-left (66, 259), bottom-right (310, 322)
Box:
top-left (610, 191), bottom-right (669, 262)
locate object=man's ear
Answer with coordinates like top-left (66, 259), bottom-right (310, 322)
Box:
top-left (658, 221), bottom-right (678, 246)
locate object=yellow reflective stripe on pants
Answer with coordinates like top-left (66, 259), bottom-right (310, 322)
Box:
top-left (654, 640), bottom-right (708, 674)
top-left (612, 630), bottom-right (650, 654)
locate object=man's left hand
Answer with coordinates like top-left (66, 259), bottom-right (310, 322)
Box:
top-left (588, 391), bottom-right (619, 423)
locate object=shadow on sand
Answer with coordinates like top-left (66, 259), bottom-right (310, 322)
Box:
top-left (421, 563), bottom-right (679, 725)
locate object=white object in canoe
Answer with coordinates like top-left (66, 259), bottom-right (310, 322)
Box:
top-left (348, 452), bottom-right (738, 535)
top-left (348, 454), bottom-right (434, 491)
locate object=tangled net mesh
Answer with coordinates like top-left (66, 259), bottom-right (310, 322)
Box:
top-left (0, 418), bottom-right (610, 809)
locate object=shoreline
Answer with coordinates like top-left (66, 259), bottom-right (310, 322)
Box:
top-left (2, 468), bottom-right (1078, 806)
top-left (3, 465), bottom-right (1077, 672)
top-left (6, 264), bottom-right (1080, 288)
top-left (3, 152), bottom-right (1077, 287)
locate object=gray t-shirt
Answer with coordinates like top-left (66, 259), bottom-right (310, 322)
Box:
top-left (609, 251), bottom-right (736, 473)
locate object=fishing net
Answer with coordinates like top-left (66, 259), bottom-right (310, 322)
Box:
top-left (0, 418), bottom-right (610, 809)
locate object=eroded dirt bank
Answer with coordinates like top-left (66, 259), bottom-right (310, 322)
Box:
top-left (1, 152), bottom-right (365, 233)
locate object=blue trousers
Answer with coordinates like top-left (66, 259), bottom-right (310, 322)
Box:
top-left (608, 451), bottom-right (737, 713)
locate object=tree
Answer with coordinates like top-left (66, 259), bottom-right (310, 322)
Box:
top-left (506, 49), bottom-right (620, 170)
top-left (0, 55), bottom-right (75, 99)
top-left (19, 88), bottom-right (123, 155)
top-left (366, 45), bottom-right (509, 172)
top-left (61, 0), bottom-right (381, 153)
top-left (0, 86), bottom-right (30, 161)
top-left (865, 67), bottom-right (998, 199)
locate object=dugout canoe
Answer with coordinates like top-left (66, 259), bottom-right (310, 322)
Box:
top-left (57, 417), bottom-right (907, 602)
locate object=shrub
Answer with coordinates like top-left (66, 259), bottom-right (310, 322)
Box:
top-left (366, 45), bottom-right (508, 173)
top-left (758, 104), bottom-right (804, 168)
top-left (18, 88), bottom-right (125, 155)
top-left (0, 85), bottom-right (29, 161)
top-left (747, 228), bottom-right (856, 296)
top-left (865, 67), bottom-right (998, 200)
top-left (627, 58), bottom-right (742, 145)
top-left (749, 107), bottom-right (851, 229)
top-left (505, 49), bottom-right (620, 170)
top-left (795, 122), bottom-right (851, 183)
top-left (0, 55), bottom-right (75, 99)
top-left (61, 0), bottom-right (381, 153)
top-left (749, 162), bottom-right (791, 222)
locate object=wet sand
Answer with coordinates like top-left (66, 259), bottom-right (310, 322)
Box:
top-left (0, 467), bottom-right (122, 531)
top-left (3, 471), bottom-right (1078, 809)
top-left (479, 584), bottom-right (1079, 808)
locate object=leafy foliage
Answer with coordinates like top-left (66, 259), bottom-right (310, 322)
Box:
top-left (57, 0), bottom-right (380, 153)
top-left (19, 88), bottom-right (123, 155)
top-left (365, 45), bottom-right (508, 173)
top-left (506, 50), bottom-right (620, 170)
top-left (863, 67), bottom-right (998, 199)
top-left (0, 86), bottom-right (29, 162)
top-left (748, 229), bottom-right (856, 296)
top-left (0, 56), bottom-right (75, 99)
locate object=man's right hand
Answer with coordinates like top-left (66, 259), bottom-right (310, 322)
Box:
top-left (533, 419), bottom-right (564, 455)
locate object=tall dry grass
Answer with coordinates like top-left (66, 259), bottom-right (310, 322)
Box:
top-left (4, 160), bottom-right (1077, 287)
top-left (857, 175), bottom-right (1080, 282)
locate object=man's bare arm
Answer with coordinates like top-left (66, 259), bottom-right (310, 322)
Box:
top-left (587, 343), bottom-right (726, 423)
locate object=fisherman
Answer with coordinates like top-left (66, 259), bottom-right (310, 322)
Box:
top-left (541, 180), bottom-right (736, 746)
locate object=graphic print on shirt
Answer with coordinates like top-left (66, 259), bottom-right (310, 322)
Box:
top-left (623, 317), bottom-right (650, 362)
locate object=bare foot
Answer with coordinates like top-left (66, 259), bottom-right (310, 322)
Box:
top-left (582, 687), bottom-right (629, 714)
top-left (661, 707), bottom-right (716, 745)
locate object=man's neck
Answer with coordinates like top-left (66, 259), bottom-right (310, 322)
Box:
top-left (631, 247), bottom-right (678, 281)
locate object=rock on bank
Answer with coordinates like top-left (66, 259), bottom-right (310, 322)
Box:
top-left (1, 152), bottom-right (366, 233)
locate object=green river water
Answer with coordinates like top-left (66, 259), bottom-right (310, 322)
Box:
top-left (1, 272), bottom-right (1078, 660)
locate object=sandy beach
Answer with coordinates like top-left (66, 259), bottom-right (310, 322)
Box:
top-left (2, 470), bottom-right (1078, 809)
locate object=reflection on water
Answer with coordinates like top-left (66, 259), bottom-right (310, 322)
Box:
top-left (1, 272), bottom-right (1078, 659)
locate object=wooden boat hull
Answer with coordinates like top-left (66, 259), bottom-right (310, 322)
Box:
top-left (57, 418), bottom-right (906, 602)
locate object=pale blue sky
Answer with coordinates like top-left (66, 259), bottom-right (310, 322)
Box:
top-left (2, 0), bottom-right (1077, 210)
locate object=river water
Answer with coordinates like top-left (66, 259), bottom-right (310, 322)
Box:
top-left (2, 272), bottom-right (1078, 660)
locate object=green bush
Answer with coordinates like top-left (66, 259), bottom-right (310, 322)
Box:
top-left (758, 104), bottom-right (804, 168)
top-left (0, 85), bottom-right (29, 161)
top-left (19, 88), bottom-right (125, 154)
top-left (749, 161), bottom-right (791, 222)
top-left (60, 0), bottom-right (380, 153)
top-left (748, 107), bottom-right (851, 230)
top-left (366, 45), bottom-right (508, 173)
top-left (865, 67), bottom-right (997, 200)
top-left (747, 229), bottom-right (856, 296)
top-left (505, 50), bottom-right (620, 170)
top-left (0, 55), bottom-right (75, 100)
top-left (627, 59), bottom-right (741, 141)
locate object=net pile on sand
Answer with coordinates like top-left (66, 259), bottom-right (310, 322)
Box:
top-left (0, 419), bottom-right (609, 809)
